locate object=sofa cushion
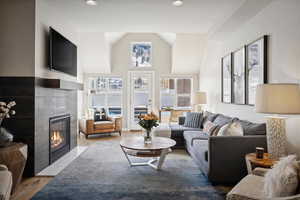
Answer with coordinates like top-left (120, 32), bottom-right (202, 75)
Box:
top-left (184, 131), bottom-right (209, 146)
top-left (213, 114), bottom-right (234, 127)
top-left (238, 120), bottom-right (266, 135)
top-left (184, 112), bottom-right (203, 128)
top-left (170, 124), bottom-right (201, 138)
top-left (94, 121), bottom-right (114, 130)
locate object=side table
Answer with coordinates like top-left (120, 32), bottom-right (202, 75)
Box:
top-left (245, 153), bottom-right (277, 174)
top-left (0, 143), bottom-right (28, 193)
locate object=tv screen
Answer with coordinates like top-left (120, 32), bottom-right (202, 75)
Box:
top-left (49, 27), bottom-right (77, 77)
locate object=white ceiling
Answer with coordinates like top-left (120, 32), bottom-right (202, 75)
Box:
top-left (43, 0), bottom-right (247, 33)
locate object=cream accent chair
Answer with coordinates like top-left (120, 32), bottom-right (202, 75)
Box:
top-left (226, 167), bottom-right (300, 200)
top-left (0, 165), bottom-right (12, 200)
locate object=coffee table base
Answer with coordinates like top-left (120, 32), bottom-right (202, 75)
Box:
top-left (121, 147), bottom-right (169, 170)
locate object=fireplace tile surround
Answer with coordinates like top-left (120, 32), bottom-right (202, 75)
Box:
top-left (0, 77), bottom-right (81, 176)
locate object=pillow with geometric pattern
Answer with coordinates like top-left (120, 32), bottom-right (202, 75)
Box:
top-left (203, 121), bottom-right (219, 136)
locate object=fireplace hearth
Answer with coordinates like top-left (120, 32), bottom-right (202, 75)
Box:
top-left (49, 114), bottom-right (71, 164)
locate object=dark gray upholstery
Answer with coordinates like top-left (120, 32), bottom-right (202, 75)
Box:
top-left (183, 112), bottom-right (268, 184)
top-left (184, 112), bottom-right (203, 128)
top-left (170, 124), bottom-right (201, 148)
top-left (178, 116), bottom-right (186, 125)
top-left (238, 120), bottom-right (267, 135)
top-left (212, 114), bottom-right (235, 127)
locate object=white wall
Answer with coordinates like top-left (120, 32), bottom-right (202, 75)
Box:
top-left (199, 0), bottom-right (300, 156)
top-left (35, 0), bottom-right (84, 117)
top-left (35, 0), bottom-right (83, 83)
top-left (0, 0), bottom-right (36, 76)
top-left (172, 34), bottom-right (207, 74)
top-left (79, 32), bottom-right (111, 74)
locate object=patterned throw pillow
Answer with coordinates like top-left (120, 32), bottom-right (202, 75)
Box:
top-left (184, 112), bottom-right (203, 128)
top-left (217, 122), bottom-right (244, 136)
top-left (203, 121), bottom-right (218, 136)
top-left (264, 155), bottom-right (299, 198)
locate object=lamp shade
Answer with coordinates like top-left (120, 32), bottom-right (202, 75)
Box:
top-left (255, 84), bottom-right (300, 114)
top-left (193, 92), bottom-right (207, 105)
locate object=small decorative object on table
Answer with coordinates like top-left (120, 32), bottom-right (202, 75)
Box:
top-left (256, 147), bottom-right (264, 159)
top-left (137, 112), bottom-right (159, 144)
top-left (245, 153), bottom-right (277, 174)
top-left (0, 101), bottom-right (16, 147)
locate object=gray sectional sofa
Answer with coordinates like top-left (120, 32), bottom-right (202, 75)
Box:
top-left (170, 111), bottom-right (267, 184)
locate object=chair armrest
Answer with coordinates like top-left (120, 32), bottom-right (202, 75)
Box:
top-left (252, 167), bottom-right (269, 177)
top-left (114, 117), bottom-right (122, 131)
top-left (79, 119), bottom-right (94, 134)
top-left (208, 135), bottom-right (267, 183)
top-left (178, 116), bottom-right (185, 125)
top-left (0, 165), bottom-right (8, 171)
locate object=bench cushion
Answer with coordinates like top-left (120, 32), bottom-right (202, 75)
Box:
top-left (94, 121), bottom-right (114, 130)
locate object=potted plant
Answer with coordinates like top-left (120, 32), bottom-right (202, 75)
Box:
top-left (137, 112), bottom-right (159, 144)
top-left (0, 101), bottom-right (16, 147)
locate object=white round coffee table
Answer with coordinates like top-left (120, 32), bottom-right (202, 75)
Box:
top-left (120, 136), bottom-right (176, 170)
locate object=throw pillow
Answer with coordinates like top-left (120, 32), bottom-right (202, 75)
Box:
top-left (264, 155), bottom-right (299, 198)
top-left (184, 112), bottom-right (203, 128)
top-left (217, 121), bottom-right (244, 136)
top-left (94, 108), bottom-right (107, 122)
top-left (203, 121), bottom-right (218, 136)
top-left (201, 111), bottom-right (219, 128)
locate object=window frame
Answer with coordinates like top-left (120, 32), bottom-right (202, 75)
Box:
top-left (88, 75), bottom-right (123, 117)
top-left (159, 75), bottom-right (193, 109)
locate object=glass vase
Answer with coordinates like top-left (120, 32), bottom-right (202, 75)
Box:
top-left (144, 130), bottom-right (152, 144)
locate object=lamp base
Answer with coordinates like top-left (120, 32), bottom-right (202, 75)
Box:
top-left (266, 116), bottom-right (287, 160)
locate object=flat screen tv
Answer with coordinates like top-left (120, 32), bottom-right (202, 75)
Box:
top-left (49, 27), bottom-right (77, 77)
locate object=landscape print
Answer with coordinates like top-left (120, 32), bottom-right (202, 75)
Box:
top-left (131, 42), bottom-right (152, 67)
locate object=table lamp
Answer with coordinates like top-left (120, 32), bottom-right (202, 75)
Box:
top-left (193, 92), bottom-right (207, 112)
top-left (255, 83), bottom-right (300, 159)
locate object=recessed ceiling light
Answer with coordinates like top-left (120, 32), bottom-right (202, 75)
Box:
top-left (85, 0), bottom-right (97, 6)
top-left (173, 0), bottom-right (183, 7)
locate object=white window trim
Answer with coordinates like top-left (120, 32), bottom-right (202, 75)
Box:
top-left (159, 75), bottom-right (193, 109)
top-left (88, 75), bottom-right (123, 116)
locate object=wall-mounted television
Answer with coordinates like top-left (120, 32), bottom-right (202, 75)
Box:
top-left (49, 27), bottom-right (77, 77)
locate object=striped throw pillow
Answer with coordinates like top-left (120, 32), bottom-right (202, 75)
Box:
top-left (184, 112), bottom-right (203, 128)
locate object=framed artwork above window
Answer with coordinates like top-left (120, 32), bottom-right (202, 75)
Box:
top-left (131, 42), bottom-right (152, 67)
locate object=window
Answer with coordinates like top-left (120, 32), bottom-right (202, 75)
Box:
top-left (160, 77), bottom-right (192, 109)
top-left (89, 76), bottom-right (123, 116)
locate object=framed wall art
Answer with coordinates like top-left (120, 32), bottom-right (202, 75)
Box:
top-left (131, 42), bottom-right (152, 67)
top-left (246, 35), bottom-right (268, 105)
top-left (221, 54), bottom-right (232, 103)
top-left (232, 47), bottom-right (246, 105)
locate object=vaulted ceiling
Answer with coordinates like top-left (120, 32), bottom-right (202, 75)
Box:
top-left (43, 0), bottom-right (247, 33)
top-left (40, 0), bottom-right (274, 74)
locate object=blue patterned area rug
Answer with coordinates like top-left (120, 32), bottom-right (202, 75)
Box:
top-left (32, 140), bottom-right (227, 200)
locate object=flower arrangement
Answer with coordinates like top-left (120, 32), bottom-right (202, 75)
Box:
top-left (138, 112), bottom-right (159, 131)
top-left (138, 112), bottom-right (159, 143)
top-left (0, 101), bottom-right (16, 123)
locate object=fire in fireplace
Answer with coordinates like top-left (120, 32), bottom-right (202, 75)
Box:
top-left (51, 131), bottom-right (64, 148)
top-left (49, 114), bottom-right (71, 164)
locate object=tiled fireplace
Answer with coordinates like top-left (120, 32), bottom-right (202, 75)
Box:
top-left (49, 114), bottom-right (71, 164)
top-left (0, 77), bottom-right (83, 176)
